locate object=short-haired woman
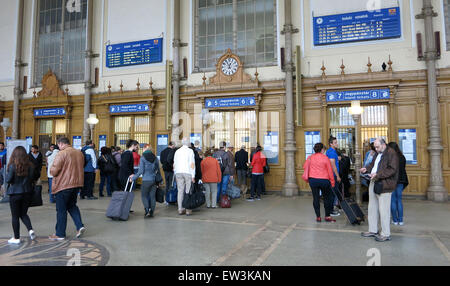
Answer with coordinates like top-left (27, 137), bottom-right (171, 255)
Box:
top-left (201, 149), bottom-right (222, 208)
top-left (302, 143), bottom-right (336, 223)
top-left (6, 146), bottom-right (37, 244)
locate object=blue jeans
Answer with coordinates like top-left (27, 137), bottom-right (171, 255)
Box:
top-left (391, 184), bottom-right (404, 223)
top-left (55, 188), bottom-right (84, 238)
top-left (48, 178), bottom-right (55, 203)
top-left (141, 181), bottom-right (156, 213)
top-left (99, 174), bottom-right (113, 196)
top-left (217, 175), bottom-right (231, 202)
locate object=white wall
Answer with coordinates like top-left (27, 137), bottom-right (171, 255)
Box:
top-left (3, 0), bottom-right (450, 102)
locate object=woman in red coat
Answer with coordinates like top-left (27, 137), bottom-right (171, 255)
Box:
top-left (302, 143), bottom-right (336, 223)
top-left (248, 146), bottom-right (266, 201)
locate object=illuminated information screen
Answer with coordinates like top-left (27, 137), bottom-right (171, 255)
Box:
top-left (106, 38), bottom-right (163, 68)
top-left (313, 7), bottom-right (401, 46)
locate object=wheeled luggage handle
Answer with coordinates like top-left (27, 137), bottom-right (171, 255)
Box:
top-left (124, 179), bottom-right (134, 193)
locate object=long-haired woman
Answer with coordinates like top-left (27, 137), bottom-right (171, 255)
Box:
top-left (388, 142), bottom-right (408, 226)
top-left (6, 146), bottom-right (36, 244)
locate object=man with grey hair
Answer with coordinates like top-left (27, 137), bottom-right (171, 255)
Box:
top-left (360, 137), bottom-right (399, 242)
top-left (173, 137), bottom-right (196, 215)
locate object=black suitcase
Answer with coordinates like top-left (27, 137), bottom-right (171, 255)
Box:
top-left (106, 180), bottom-right (134, 221)
top-left (332, 184), bottom-right (365, 225)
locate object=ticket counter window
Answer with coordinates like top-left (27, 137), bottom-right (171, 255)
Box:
top-left (329, 105), bottom-right (388, 159)
top-left (38, 119), bottom-right (67, 157)
top-left (209, 110), bottom-right (256, 150)
top-left (114, 115), bottom-right (150, 155)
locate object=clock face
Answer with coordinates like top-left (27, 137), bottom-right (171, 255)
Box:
top-left (221, 57), bottom-right (238, 76)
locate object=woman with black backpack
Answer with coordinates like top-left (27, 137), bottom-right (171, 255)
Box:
top-left (98, 147), bottom-right (116, 197)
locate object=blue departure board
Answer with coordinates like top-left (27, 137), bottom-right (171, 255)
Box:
top-left (313, 7), bottom-right (401, 46)
top-left (106, 38), bottom-right (163, 68)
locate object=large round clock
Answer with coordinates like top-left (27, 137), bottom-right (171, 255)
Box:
top-left (221, 57), bottom-right (239, 76)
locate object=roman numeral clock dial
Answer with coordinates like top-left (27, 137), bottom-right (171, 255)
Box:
top-left (221, 57), bottom-right (238, 76)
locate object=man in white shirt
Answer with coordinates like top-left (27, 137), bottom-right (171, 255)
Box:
top-left (173, 137), bottom-right (196, 216)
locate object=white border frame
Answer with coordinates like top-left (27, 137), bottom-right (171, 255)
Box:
top-left (309, 0), bottom-right (406, 50)
top-left (189, 0), bottom-right (281, 73)
top-left (102, 0), bottom-right (167, 75)
top-left (0, 1), bottom-right (20, 82)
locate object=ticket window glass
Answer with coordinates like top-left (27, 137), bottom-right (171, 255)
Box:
top-left (114, 115), bottom-right (150, 155)
top-left (209, 110), bottom-right (256, 152)
top-left (38, 119), bottom-right (67, 158)
top-left (329, 105), bottom-right (388, 162)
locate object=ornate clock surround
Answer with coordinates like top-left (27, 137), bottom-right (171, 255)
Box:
top-left (209, 49), bottom-right (253, 86)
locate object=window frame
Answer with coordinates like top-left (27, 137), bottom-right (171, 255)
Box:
top-left (32, 0), bottom-right (90, 87)
top-left (193, 0), bottom-right (278, 73)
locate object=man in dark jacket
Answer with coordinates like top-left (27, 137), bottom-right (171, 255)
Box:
top-left (235, 145), bottom-right (248, 191)
top-left (28, 145), bottom-right (43, 182)
top-left (338, 150), bottom-right (351, 198)
top-left (160, 141), bottom-right (175, 194)
top-left (213, 141), bottom-right (231, 203)
top-left (81, 141), bottom-right (97, 200)
top-left (360, 137), bottom-right (398, 242)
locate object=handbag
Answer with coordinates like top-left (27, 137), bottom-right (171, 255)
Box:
top-left (182, 183), bottom-right (205, 209)
top-left (29, 185), bottom-right (43, 207)
top-left (155, 186), bottom-right (165, 203)
top-left (155, 169), bottom-right (163, 185)
top-left (302, 157), bottom-right (311, 183)
top-left (263, 164), bottom-right (270, 174)
top-left (374, 180), bottom-right (383, 195)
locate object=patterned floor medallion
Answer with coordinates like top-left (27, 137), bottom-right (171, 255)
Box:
top-left (0, 237), bottom-right (109, 266)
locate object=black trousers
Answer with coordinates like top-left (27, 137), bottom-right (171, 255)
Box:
top-left (250, 174), bottom-right (264, 198)
top-left (81, 172), bottom-right (95, 198)
top-left (9, 193), bottom-right (33, 239)
top-left (309, 178), bottom-right (333, 218)
top-left (164, 171), bottom-right (174, 194)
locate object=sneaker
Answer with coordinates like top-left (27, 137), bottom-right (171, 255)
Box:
top-left (76, 227), bottom-right (86, 239)
top-left (399, 222), bottom-right (404, 226)
top-left (149, 210), bottom-right (154, 218)
top-left (256, 197), bottom-right (261, 201)
top-left (186, 210), bottom-right (192, 216)
top-left (316, 217), bottom-right (322, 223)
top-left (29, 230), bottom-right (36, 240)
top-left (8, 238), bottom-right (21, 244)
top-left (324, 216), bottom-right (336, 223)
top-left (375, 234), bottom-right (391, 242)
top-left (49, 234), bottom-right (65, 241)
top-left (330, 211), bottom-right (340, 217)
top-left (392, 222), bottom-right (399, 225)
top-left (246, 197), bottom-right (255, 202)
top-left (361, 232), bottom-right (378, 238)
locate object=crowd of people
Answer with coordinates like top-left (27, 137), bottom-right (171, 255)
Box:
top-left (2, 137), bottom-right (269, 244)
top-left (302, 136), bottom-right (409, 242)
top-left (2, 132), bottom-right (409, 244)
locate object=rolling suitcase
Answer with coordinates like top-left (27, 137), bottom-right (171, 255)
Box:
top-left (106, 180), bottom-right (134, 221)
top-left (166, 177), bottom-right (177, 204)
top-left (332, 184), bottom-right (365, 225)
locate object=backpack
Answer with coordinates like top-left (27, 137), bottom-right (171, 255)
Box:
top-left (81, 149), bottom-right (89, 167)
top-left (213, 150), bottom-right (227, 174)
top-left (103, 155), bottom-right (117, 174)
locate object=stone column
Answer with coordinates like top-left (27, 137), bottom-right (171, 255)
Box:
top-left (282, 0), bottom-right (299, 196)
top-left (82, 0), bottom-right (94, 144)
top-left (417, 0), bottom-right (448, 202)
top-left (12, 0), bottom-right (24, 140)
top-left (172, 0), bottom-right (181, 140)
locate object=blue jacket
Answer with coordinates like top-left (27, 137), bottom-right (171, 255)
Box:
top-left (132, 151), bottom-right (160, 183)
top-left (81, 146), bottom-right (97, 173)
